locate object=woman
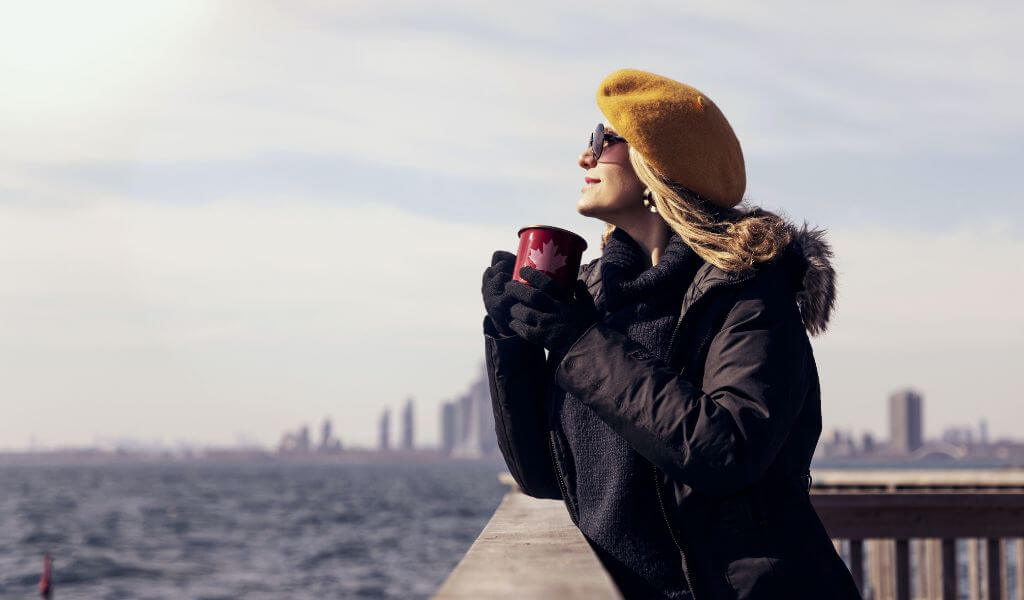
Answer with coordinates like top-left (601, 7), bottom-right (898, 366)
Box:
top-left (480, 69), bottom-right (862, 599)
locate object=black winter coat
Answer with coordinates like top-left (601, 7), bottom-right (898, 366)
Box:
top-left (484, 222), bottom-right (863, 599)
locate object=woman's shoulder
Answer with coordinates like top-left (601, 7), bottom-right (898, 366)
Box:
top-left (717, 250), bottom-right (827, 338)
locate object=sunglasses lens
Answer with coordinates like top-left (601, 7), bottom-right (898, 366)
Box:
top-left (592, 123), bottom-right (605, 159)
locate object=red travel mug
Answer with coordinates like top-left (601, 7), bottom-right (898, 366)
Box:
top-left (513, 225), bottom-right (588, 300)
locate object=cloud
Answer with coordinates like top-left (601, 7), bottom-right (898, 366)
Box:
top-left (0, 197), bottom-right (1021, 448)
top-left (1, 1), bottom-right (1021, 448)
top-left (2, 0), bottom-right (1020, 169)
top-left (3, 1), bottom-right (1020, 240)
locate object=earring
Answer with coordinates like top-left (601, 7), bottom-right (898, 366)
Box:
top-left (642, 188), bottom-right (657, 213)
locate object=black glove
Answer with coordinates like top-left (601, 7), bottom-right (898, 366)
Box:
top-left (481, 250), bottom-right (518, 337)
top-left (505, 266), bottom-right (599, 359)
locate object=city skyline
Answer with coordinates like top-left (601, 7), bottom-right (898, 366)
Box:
top-left (7, 377), bottom-right (1022, 461)
top-left (818, 387), bottom-right (1023, 463)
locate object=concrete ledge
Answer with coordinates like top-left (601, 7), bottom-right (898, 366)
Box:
top-left (433, 475), bottom-right (621, 599)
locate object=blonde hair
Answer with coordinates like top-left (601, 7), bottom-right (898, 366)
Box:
top-left (599, 146), bottom-right (793, 273)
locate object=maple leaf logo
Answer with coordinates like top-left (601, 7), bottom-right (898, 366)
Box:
top-left (527, 239), bottom-right (567, 274)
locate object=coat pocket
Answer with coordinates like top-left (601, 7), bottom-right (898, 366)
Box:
top-left (724, 554), bottom-right (782, 600)
top-left (709, 515), bottom-right (787, 600)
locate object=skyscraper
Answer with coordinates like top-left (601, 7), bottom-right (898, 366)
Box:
top-left (889, 389), bottom-right (923, 455)
top-left (317, 417), bottom-right (342, 453)
top-left (440, 401), bottom-right (456, 455)
top-left (320, 417), bottom-right (333, 451)
top-left (297, 425), bottom-right (311, 453)
top-left (862, 431), bottom-right (875, 454)
top-left (450, 362), bottom-right (498, 458)
top-left (401, 396), bottom-right (414, 451)
top-left (457, 393), bottom-right (479, 456)
top-left (378, 408), bottom-right (391, 451)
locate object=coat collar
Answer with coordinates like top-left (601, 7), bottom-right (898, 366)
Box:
top-left (583, 221), bottom-right (837, 337)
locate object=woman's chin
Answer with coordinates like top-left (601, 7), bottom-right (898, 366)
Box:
top-left (577, 200), bottom-right (608, 219)
top-left (577, 195), bottom-right (599, 217)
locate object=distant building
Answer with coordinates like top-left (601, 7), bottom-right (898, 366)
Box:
top-left (320, 418), bottom-right (333, 451)
top-left (401, 397), bottom-right (414, 451)
top-left (296, 425), bottom-right (311, 453)
top-left (457, 393), bottom-right (479, 455)
top-left (277, 423), bottom-right (316, 455)
top-left (861, 432), bottom-right (875, 454)
top-left (889, 389), bottom-right (923, 455)
top-left (442, 362), bottom-right (499, 458)
top-left (821, 428), bottom-right (858, 458)
top-left (942, 425), bottom-right (974, 447)
top-left (318, 417), bottom-right (342, 453)
top-left (379, 408), bottom-right (391, 451)
top-left (277, 431), bottom-right (296, 454)
top-left (277, 420), bottom-right (341, 455)
top-left (440, 401), bottom-right (456, 454)
top-left (451, 395), bottom-right (465, 453)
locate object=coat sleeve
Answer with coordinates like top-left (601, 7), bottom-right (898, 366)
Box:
top-left (552, 274), bottom-right (809, 497)
top-left (484, 314), bottom-right (563, 499)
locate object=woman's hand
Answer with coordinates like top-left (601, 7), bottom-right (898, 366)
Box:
top-left (481, 250), bottom-right (519, 337)
top-left (506, 266), bottom-right (599, 358)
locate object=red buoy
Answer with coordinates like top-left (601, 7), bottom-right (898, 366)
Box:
top-left (39, 554), bottom-right (52, 599)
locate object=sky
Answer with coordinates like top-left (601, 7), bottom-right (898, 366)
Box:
top-left (1, 0), bottom-right (1022, 450)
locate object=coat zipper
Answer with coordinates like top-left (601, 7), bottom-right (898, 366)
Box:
top-left (653, 462), bottom-right (699, 599)
top-left (547, 430), bottom-right (579, 525)
top-left (655, 271), bottom-right (757, 600)
top-left (543, 355), bottom-right (579, 526)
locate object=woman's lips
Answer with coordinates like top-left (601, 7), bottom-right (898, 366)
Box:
top-left (584, 177), bottom-right (601, 184)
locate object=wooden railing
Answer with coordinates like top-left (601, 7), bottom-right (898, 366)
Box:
top-left (811, 469), bottom-right (1024, 600)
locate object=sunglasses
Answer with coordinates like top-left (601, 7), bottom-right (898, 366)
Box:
top-left (589, 123), bottom-right (627, 161)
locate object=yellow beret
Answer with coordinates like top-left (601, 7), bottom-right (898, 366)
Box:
top-left (596, 69), bottom-right (746, 209)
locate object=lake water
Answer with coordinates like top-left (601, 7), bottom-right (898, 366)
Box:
top-left (0, 461), bottom-right (507, 599)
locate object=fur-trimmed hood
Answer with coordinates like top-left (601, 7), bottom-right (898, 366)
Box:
top-left (778, 221), bottom-right (837, 337)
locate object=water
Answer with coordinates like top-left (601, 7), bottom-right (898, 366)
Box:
top-left (0, 461), bottom-right (507, 599)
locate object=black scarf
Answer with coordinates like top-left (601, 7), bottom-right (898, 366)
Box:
top-left (598, 226), bottom-right (704, 359)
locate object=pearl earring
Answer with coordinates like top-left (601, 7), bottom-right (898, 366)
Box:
top-left (642, 188), bottom-right (657, 213)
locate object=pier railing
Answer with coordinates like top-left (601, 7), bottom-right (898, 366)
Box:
top-left (434, 469), bottom-right (1024, 600)
top-left (433, 472), bottom-right (621, 599)
top-left (813, 469), bottom-right (1024, 600)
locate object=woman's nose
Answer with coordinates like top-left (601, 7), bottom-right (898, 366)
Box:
top-left (578, 147), bottom-right (596, 169)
